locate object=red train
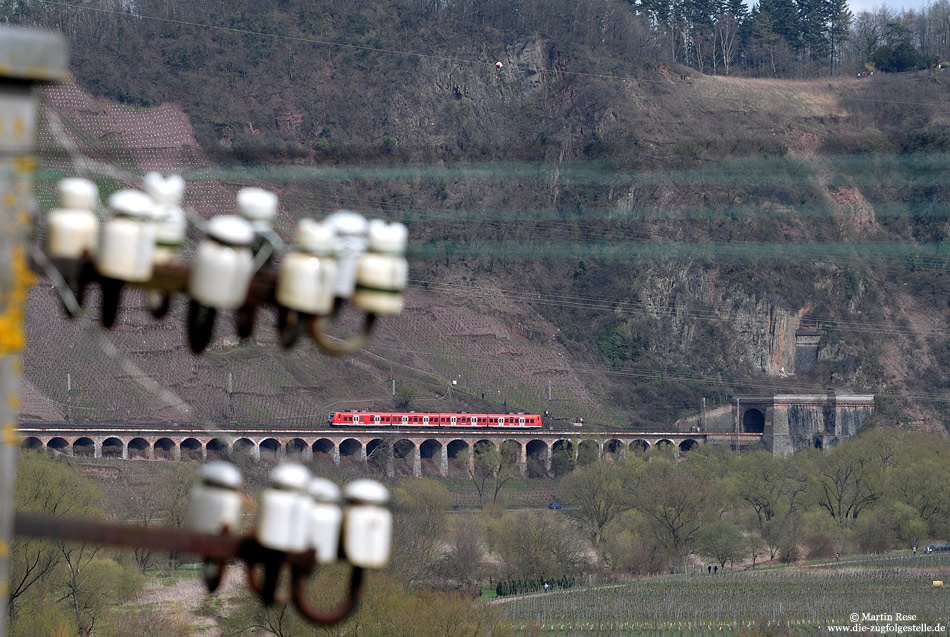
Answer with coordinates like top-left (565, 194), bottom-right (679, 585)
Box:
top-left (327, 410), bottom-right (544, 428)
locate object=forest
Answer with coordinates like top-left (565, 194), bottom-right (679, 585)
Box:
top-left (2, 0), bottom-right (948, 79)
top-left (7, 0), bottom-right (950, 430)
top-left (8, 427), bottom-right (950, 634)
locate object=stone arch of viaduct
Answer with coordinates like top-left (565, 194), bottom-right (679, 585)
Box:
top-left (18, 429), bottom-right (709, 477)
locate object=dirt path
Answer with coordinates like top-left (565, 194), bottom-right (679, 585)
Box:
top-left (487, 583), bottom-right (626, 605)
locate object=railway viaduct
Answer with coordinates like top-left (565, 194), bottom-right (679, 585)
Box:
top-left (17, 426), bottom-right (762, 477)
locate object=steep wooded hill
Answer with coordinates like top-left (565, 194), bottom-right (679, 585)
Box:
top-left (14, 1), bottom-right (950, 431)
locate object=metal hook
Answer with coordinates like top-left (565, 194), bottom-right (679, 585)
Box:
top-left (187, 299), bottom-right (217, 354)
top-left (290, 564), bottom-right (364, 626)
top-left (308, 313), bottom-right (377, 356)
top-left (201, 559), bottom-right (227, 593)
top-left (235, 304), bottom-right (257, 340)
top-left (245, 549), bottom-right (292, 605)
top-left (277, 306), bottom-right (306, 349)
top-left (99, 277), bottom-right (124, 328)
top-left (147, 290), bottom-right (173, 319)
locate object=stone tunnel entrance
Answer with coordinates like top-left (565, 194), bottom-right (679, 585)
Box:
top-left (743, 408), bottom-right (765, 434)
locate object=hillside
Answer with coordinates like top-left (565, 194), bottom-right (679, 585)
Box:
top-left (14, 1), bottom-right (950, 432)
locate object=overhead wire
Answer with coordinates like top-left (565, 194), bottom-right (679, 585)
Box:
top-left (25, 3), bottom-right (950, 420)
top-left (404, 280), bottom-right (950, 340)
top-left (358, 342), bottom-right (950, 403)
top-left (36, 96), bottom-right (950, 410)
top-left (37, 97), bottom-right (950, 324)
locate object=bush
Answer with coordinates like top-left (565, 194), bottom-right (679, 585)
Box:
top-left (494, 574), bottom-right (575, 596)
top-left (805, 534), bottom-right (836, 559)
top-left (870, 42), bottom-right (925, 73)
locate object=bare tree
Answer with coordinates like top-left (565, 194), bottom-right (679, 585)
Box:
top-left (467, 441), bottom-right (519, 508)
top-left (560, 459), bottom-right (627, 547)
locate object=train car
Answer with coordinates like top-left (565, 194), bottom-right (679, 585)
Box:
top-left (327, 410), bottom-right (543, 428)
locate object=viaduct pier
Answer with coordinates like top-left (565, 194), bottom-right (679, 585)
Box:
top-left (17, 425), bottom-right (762, 477)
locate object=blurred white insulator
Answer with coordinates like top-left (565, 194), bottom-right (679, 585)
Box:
top-left (237, 187), bottom-right (278, 233)
top-left (143, 172), bottom-right (187, 264)
top-left (352, 220), bottom-right (408, 315)
top-left (143, 172), bottom-right (185, 205)
top-left (256, 463), bottom-right (313, 553)
top-left (276, 219), bottom-right (337, 315)
top-left (188, 215), bottom-right (255, 309)
top-left (96, 189), bottom-right (156, 281)
top-left (47, 178), bottom-right (99, 259)
top-left (324, 210), bottom-right (368, 300)
top-left (342, 479), bottom-right (391, 568)
top-left (308, 477), bottom-right (343, 563)
top-left (185, 461), bottom-right (243, 535)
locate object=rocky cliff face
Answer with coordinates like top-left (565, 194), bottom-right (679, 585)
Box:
top-left (20, 18), bottom-right (950, 431)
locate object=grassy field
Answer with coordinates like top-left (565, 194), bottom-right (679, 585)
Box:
top-left (496, 556), bottom-right (950, 635)
top-left (440, 476), bottom-right (560, 509)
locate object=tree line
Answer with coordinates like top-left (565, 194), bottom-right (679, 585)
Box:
top-left (388, 427), bottom-right (950, 591)
top-left (401, 0), bottom-right (950, 76)
top-left (558, 427), bottom-right (950, 574)
top-left (9, 426), bottom-right (950, 634)
top-left (3, 0), bottom-right (948, 110)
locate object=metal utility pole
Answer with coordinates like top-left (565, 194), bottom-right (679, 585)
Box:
top-left (0, 26), bottom-right (67, 636)
top-left (733, 396), bottom-right (740, 452)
